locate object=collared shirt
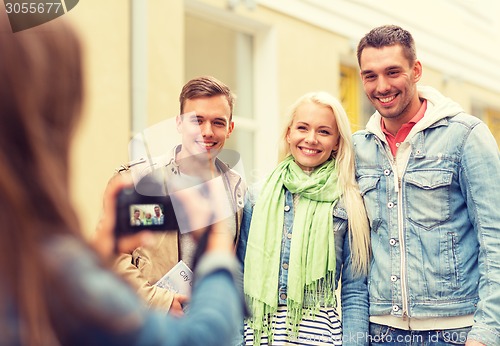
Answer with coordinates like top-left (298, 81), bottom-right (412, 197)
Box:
top-left (353, 86), bottom-right (500, 345)
top-left (381, 100), bottom-right (427, 156)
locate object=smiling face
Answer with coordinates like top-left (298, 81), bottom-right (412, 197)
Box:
top-left (176, 95), bottom-right (234, 164)
top-left (286, 102), bottom-right (340, 172)
top-left (360, 44), bottom-right (422, 129)
top-left (154, 206), bottom-right (161, 216)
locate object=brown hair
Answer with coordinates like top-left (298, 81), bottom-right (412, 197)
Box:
top-left (356, 24), bottom-right (417, 67)
top-left (0, 14), bottom-right (84, 345)
top-left (179, 76), bottom-right (235, 119)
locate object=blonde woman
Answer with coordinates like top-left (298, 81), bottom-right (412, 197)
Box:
top-left (237, 92), bottom-right (371, 346)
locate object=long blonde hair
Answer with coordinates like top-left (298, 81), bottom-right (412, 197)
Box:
top-left (279, 92), bottom-right (371, 275)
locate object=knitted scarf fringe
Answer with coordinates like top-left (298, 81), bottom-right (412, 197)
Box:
top-left (246, 270), bottom-right (336, 346)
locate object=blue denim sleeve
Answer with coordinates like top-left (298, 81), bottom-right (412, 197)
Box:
top-left (173, 270), bottom-right (242, 346)
top-left (236, 191), bottom-right (255, 267)
top-left (134, 269), bottom-right (242, 346)
top-left (341, 231), bottom-right (369, 346)
top-left (42, 236), bottom-right (243, 346)
top-left (233, 192), bottom-right (255, 346)
top-left (459, 122), bottom-right (500, 346)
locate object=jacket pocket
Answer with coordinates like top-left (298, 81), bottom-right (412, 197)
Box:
top-left (445, 231), bottom-right (460, 289)
top-left (132, 248), bottom-right (152, 277)
top-left (405, 170), bottom-right (453, 230)
top-left (358, 175), bottom-right (381, 231)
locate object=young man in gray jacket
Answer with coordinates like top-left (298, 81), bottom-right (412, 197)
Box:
top-left (114, 76), bottom-right (245, 314)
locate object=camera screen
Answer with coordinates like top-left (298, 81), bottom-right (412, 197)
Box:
top-left (129, 204), bottom-right (165, 227)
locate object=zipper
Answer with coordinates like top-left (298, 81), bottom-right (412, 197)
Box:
top-left (397, 175), bottom-right (409, 319)
top-left (390, 153), bottom-right (408, 320)
top-left (392, 152), bottom-right (409, 320)
top-left (377, 131), bottom-right (412, 319)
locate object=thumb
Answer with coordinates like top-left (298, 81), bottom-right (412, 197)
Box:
top-left (175, 294), bottom-right (190, 304)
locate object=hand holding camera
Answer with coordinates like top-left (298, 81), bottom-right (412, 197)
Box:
top-left (92, 174), bottom-right (154, 260)
top-left (112, 167), bottom-right (234, 255)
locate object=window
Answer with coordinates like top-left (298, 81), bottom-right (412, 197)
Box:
top-left (340, 65), bottom-right (373, 131)
top-left (486, 108), bottom-right (500, 145)
top-left (471, 103), bottom-right (500, 146)
top-left (184, 5), bottom-right (278, 183)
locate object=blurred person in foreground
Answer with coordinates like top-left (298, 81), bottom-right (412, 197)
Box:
top-left (0, 11), bottom-right (242, 346)
top-left (354, 24), bottom-right (500, 346)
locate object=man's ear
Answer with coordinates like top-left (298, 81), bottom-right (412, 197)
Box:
top-left (413, 60), bottom-right (423, 83)
top-left (226, 121), bottom-right (235, 138)
top-left (176, 115), bottom-right (183, 134)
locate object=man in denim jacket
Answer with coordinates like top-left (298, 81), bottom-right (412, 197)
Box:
top-left (353, 25), bottom-right (500, 346)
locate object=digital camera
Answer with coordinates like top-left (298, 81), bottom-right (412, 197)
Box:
top-left (114, 173), bottom-right (179, 236)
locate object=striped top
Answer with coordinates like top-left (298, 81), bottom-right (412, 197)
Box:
top-left (244, 305), bottom-right (342, 345)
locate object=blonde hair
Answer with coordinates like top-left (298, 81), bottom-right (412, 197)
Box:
top-left (279, 92), bottom-right (371, 275)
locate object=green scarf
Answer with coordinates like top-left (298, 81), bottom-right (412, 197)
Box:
top-left (244, 156), bottom-right (341, 345)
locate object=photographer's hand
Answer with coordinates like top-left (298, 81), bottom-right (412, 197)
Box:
top-left (92, 174), bottom-right (154, 260)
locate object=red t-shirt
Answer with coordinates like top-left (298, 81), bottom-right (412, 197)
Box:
top-left (381, 100), bottom-right (427, 156)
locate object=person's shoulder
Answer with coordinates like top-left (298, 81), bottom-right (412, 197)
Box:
top-left (113, 154), bottom-right (175, 182)
top-left (114, 157), bottom-right (148, 174)
top-left (352, 130), bottom-right (372, 148)
top-left (333, 197), bottom-right (347, 220)
top-left (449, 112), bottom-right (483, 127)
top-left (114, 146), bottom-right (179, 175)
top-left (352, 129), bottom-right (371, 139)
top-left (245, 179), bottom-right (266, 205)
